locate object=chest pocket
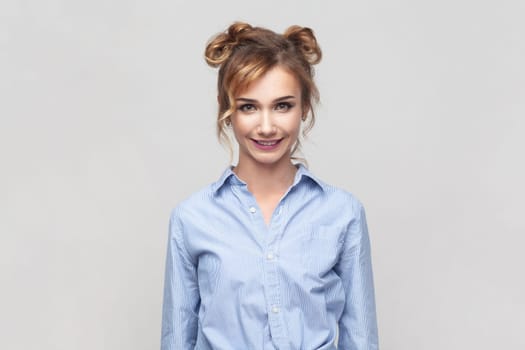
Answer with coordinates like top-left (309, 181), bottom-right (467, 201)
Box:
top-left (300, 224), bottom-right (345, 278)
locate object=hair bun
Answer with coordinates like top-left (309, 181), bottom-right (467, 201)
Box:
top-left (205, 22), bottom-right (253, 67)
top-left (284, 25), bottom-right (322, 65)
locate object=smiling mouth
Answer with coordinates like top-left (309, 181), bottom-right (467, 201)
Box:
top-left (251, 138), bottom-right (283, 149)
top-left (254, 139), bottom-right (281, 146)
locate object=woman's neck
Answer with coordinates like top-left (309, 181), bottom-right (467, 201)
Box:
top-left (233, 160), bottom-right (297, 197)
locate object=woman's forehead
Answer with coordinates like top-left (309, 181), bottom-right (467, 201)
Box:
top-left (234, 66), bottom-right (301, 100)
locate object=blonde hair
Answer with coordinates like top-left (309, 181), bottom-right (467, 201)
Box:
top-left (204, 22), bottom-right (322, 160)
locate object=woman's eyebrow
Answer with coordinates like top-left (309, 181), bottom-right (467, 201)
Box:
top-left (235, 95), bottom-right (296, 103)
top-left (274, 95), bottom-right (296, 102)
top-left (235, 97), bottom-right (257, 103)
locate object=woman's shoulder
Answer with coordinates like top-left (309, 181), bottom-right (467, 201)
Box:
top-left (170, 183), bottom-right (217, 217)
top-left (323, 182), bottom-right (366, 215)
top-left (300, 165), bottom-right (365, 211)
top-left (169, 167), bottom-right (234, 220)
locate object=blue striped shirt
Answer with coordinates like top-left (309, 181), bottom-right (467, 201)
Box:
top-left (161, 164), bottom-right (379, 349)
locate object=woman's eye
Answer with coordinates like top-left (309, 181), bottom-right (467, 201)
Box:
top-left (238, 104), bottom-right (256, 112)
top-left (275, 102), bottom-right (293, 111)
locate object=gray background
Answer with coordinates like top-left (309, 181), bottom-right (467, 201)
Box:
top-left (2, 0), bottom-right (524, 349)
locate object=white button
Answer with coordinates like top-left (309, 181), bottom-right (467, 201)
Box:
top-left (249, 207), bottom-right (256, 213)
top-left (271, 306), bottom-right (280, 313)
top-left (267, 252), bottom-right (274, 260)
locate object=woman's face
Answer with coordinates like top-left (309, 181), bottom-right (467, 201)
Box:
top-left (231, 65), bottom-right (304, 170)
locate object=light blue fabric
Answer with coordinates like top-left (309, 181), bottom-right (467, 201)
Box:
top-left (161, 164), bottom-right (379, 349)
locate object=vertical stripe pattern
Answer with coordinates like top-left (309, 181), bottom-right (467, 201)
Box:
top-left (161, 164), bottom-right (379, 349)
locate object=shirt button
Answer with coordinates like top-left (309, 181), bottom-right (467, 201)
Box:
top-left (267, 252), bottom-right (274, 260)
top-left (249, 207), bottom-right (256, 213)
top-left (271, 306), bottom-right (280, 313)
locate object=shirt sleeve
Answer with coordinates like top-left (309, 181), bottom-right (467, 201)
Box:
top-left (161, 210), bottom-right (200, 350)
top-left (335, 201), bottom-right (379, 350)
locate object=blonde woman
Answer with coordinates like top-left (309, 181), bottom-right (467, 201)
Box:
top-left (161, 22), bottom-right (379, 350)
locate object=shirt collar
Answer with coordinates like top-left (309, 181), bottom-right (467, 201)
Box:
top-left (211, 163), bottom-right (327, 195)
top-left (211, 166), bottom-right (241, 194)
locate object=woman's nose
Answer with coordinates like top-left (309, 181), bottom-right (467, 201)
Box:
top-left (257, 111), bottom-right (277, 135)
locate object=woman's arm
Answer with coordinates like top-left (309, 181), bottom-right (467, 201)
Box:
top-left (161, 211), bottom-right (199, 350)
top-left (335, 201), bottom-right (379, 350)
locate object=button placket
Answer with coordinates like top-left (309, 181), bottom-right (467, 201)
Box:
top-left (262, 209), bottom-right (289, 347)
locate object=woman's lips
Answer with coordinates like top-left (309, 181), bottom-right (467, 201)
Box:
top-left (251, 138), bottom-right (283, 150)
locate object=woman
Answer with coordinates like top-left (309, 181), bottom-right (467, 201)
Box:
top-left (161, 22), bottom-right (379, 350)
